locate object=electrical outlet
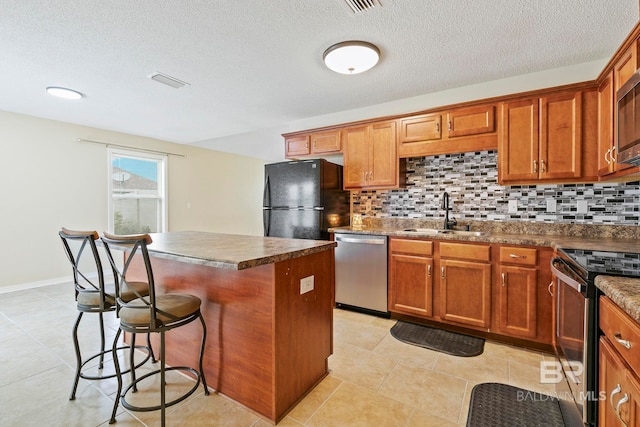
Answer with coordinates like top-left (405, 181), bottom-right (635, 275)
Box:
top-left (577, 200), bottom-right (588, 214)
top-left (300, 275), bottom-right (314, 294)
top-left (546, 199), bottom-right (557, 213)
top-left (508, 199), bottom-right (518, 213)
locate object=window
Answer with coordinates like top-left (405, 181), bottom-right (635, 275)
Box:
top-left (108, 148), bottom-right (167, 234)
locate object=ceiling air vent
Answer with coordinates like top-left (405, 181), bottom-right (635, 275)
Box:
top-left (343, 0), bottom-right (381, 13)
top-left (146, 72), bottom-right (190, 89)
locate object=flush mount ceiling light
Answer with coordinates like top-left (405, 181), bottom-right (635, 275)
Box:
top-left (46, 86), bottom-right (83, 100)
top-left (323, 41), bottom-right (380, 74)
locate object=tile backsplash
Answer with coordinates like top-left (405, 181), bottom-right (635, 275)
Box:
top-left (352, 150), bottom-right (640, 226)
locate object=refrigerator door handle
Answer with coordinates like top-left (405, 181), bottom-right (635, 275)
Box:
top-left (263, 175), bottom-right (271, 208)
top-left (263, 209), bottom-right (271, 236)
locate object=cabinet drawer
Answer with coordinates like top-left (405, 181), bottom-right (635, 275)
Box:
top-left (499, 247), bottom-right (537, 266)
top-left (600, 296), bottom-right (640, 376)
top-left (439, 242), bottom-right (490, 262)
top-left (390, 238), bottom-right (433, 256)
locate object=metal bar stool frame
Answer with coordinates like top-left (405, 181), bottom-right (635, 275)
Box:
top-left (59, 228), bottom-right (155, 401)
top-left (101, 232), bottom-right (208, 426)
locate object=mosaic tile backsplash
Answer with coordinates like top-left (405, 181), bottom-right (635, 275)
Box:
top-left (352, 150), bottom-right (640, 226)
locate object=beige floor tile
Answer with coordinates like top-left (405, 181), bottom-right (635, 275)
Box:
top-left (288, 375), bottom-right (342, 424)
top-left (483, 340), bottom-right (549, 368)
top-left (328, 343), bottom-right (397, 390)
top-left (373, 334), bottom-right (440, 370)
top-left (407, 408), bottom-right (461, 427)
top-left (333, 308), bottom-right (377, 324)
top-left (378, 363), bottom-right (467, 424)
top-left (434, 351), bottom-right (510, 384)
top-left (253, 416), bottom-right (304, 426)
top-left (306, 381), bottom-right (413, 427)
top-left (508, 359), bottom-right (557, 395)
top-left (333, 317), bottom-right (390, 351)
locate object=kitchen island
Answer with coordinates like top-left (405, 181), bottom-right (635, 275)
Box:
top-left (125, 231), bottom-right (336, 423)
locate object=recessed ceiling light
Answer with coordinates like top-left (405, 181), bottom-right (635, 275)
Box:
top-left (46, 86), bottom-right (83, 100)
top-left (323, 41), bottom-right (380, 75)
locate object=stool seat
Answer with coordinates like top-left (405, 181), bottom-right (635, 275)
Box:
top-left (76, 281), bottom-right (149, 308)
top-left (119, 293), bottom-right (201, 327)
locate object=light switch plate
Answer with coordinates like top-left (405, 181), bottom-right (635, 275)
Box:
top-left (300, 275), bottom-right (314, 294)
top-left (546, 199), bottom-right (557, 213)
top-left (508, 199), bottom-right (518, 213)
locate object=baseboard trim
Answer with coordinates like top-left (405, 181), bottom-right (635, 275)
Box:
top-left (0, 276), bottom-right (72, 294)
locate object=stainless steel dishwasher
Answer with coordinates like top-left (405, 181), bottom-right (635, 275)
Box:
top-left (334, 233), bottom-right (388, 316)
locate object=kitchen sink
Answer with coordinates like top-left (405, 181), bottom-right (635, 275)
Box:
top-left (401, 228), bottom-right (486, 237)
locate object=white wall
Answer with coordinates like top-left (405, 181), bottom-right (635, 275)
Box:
top-left (0, 111), bottom-right (265, 291)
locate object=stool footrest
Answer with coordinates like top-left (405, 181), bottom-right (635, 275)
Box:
top-left (120, 366), bottom-right (203, 412)
top-left (79, 345), bottom-right (153, 381)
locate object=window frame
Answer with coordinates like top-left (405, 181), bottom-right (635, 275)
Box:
top-left (107, 148), bottom-right (168, 234)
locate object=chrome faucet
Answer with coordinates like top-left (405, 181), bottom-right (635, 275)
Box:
top-left (441, 192), bottom-right (457, 230)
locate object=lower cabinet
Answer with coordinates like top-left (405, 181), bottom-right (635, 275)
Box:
top-left (388, 239), bottom-right (434, 317)
top-left (439, 244), bottom-right (492, 328)
top-left (387, 238), bottom-right (553, 345)
top-left (599, 296), bottom-right (640, 426)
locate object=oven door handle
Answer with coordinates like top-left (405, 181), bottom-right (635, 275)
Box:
top-left (550, 258), bottom-right (586, 293)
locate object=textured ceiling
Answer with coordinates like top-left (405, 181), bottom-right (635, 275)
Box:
top-left (0, 0), bottom-right (637, 160)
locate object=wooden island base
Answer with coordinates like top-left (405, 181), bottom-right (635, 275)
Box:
top-left (129, 248), bottom-right (334, 423)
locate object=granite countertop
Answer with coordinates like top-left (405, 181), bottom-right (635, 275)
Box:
top-left (329, 225), bottom-right (639, 253)
top-left (142, 231), bottom-right (336, 270)
top-left (596, 276), bottom-right (640, 323)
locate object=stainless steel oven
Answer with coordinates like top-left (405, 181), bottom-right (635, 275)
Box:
top-left (551, 255), bottom-right (594, 426)
top-left (552, 248), bottom-right (640, 427)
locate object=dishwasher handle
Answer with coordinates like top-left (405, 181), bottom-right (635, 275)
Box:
top-left (335, 235), bottom-right (386, 245)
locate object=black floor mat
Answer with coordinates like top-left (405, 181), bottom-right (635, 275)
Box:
top-left (390, 321), bottom-right (484, 357)
top-left (466, 383), bottom-right (565, 427)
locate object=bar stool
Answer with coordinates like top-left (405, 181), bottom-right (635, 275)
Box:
top-left (58, 228), bottom-right (155, 401)
top-left (101, 232), bottom-right (209, 426)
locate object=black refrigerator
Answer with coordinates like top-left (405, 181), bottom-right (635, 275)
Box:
top-left (263, 159), bottom-right (350, 240)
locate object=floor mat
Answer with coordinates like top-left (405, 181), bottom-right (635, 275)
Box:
top-left (466, 383), bottom-right (565, 427)
top-left (389, 320), bottom-right (484, 357)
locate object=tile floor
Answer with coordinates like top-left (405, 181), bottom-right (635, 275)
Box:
top-left (0, 283), bottom-right (557, 426)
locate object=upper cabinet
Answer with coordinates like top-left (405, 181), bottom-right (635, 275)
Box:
top-left (598, 37), bottom-right (639, 178)
top-left (498, 88), bottom-right (599, 185)
top-left (343, 120), bottom-right (405, 190)
top-left (284, 129), bottom-right (341, 158)
top-left (397, 104), bottom-right (497, 158)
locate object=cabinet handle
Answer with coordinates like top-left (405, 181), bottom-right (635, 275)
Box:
top-left (441, 267), bottom-right (445, 280)
top-left (435, 122), bottom-right (440, 133)
top-left (313, 141), bottom-right (316, 149)
top-left (501, 272), bottom-right (506, 287)
top-left (615, 393), bottom-right (629, 427)
top-left (427, 265), bottom-right (431, 277)
top-left (611, 146), bottom-right (617, 162)
top-left (548, 281), bottom-right (553, 296)
top-left (614, 333), bottom-right (632, 349)
top-left (509, 253), bottom-right (526, 259)
top-left (533, 160), bottom-right (538, 173)
top-left (610, 384), bottom-right (622, 409)
top-left (541, 159), bottom-right (546, 173)
top-left (604, 148), bottom-right (612, 165)
top-left (305, 142), bottom-right (309, 149)
top-left (448, 120), bottom-right (452, 132)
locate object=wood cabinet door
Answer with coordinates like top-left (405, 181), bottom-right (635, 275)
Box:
top-left (369, 121), bottom-right (398, 187)
top-left (625, 369), bottom-right (640, 427)
top-left (446, 104), bottom-right (495, 138)
top-left (389, 253), bottom-right (433, 317)
top-left (499, 99), bottom-right (539, 183)
top-left (285, 135), bottom-right (310, 157)
top-left (439, 259), bottom-right (491, 328)
top-left (311, 130), bottom-right (341, 154)
top-left (598, 73), bottom-right (615, 176)
top-left (399, 113), bottom-right (442, 143)
top-left (539, 91), bottom-right (582, 181)
top-left (342, 126), bottom-right (369, 188)
top-left (599, 337), bottom-right (630, 427)
top-left (497, 265), bottom-right (537, 338)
